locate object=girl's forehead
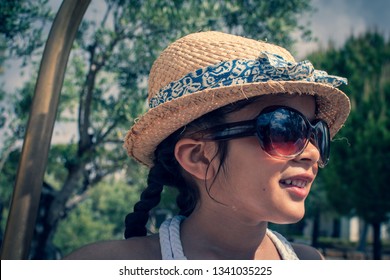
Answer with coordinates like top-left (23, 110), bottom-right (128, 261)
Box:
top-left (227, 95), bottom-right (316, 121)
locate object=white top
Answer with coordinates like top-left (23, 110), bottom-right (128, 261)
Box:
top-left (159, 215), bottom-right (299, 260)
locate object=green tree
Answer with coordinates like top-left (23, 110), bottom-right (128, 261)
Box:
top-left (1, 0), bottom-right (314, 259)
top-left (0, 0), bottom-right (53, 179)
top-left (0, 0), bottom-right (52, 165)
top-left (309, 31), bottom-right (390, 259)
top-left (0, 0), bottom-right (53, 65)
top-left (53, 177), bottom-right (142, 256)
top-left (0, 0), bottom-right (53, 244)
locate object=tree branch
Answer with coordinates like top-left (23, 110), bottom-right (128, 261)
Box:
top-left (94, 118), bottom-right (120, 146)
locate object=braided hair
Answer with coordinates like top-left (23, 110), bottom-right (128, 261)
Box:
top-left (124, 96), bottom-right (261, 238)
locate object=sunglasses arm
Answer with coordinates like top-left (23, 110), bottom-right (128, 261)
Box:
top-left (192, 121), bottom-right (257, 141)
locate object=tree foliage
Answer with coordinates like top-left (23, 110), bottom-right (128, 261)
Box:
top-left (309, 31), bottom-right (390, 259)
top-left (0, 0), bottom-right (53, 172)
top-left (0, 0), bottom-right (53, 61)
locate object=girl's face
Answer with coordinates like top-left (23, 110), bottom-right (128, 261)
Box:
top-left (209, 94), bottom-right (319, 225)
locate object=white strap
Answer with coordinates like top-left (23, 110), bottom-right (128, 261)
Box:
top-left (160, 215), bottom-right (298, 260)
top-left (159, 215), bottom-right (187, 260)
top-left (266, 229), bottom-right (299, 260)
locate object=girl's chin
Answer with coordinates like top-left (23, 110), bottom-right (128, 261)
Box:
top-left (272, 211), bottom-right (305, 224)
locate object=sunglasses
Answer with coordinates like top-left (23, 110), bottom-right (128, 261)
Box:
top-left (190, 106), bottom-right (330, 168)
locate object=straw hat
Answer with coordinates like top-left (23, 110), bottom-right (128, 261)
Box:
top-left (124, 31), bottom-right (350, 167)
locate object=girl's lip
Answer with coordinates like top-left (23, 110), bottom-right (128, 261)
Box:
top-left (284, 184), bottom-right (309, 199)
top-left (279, 175), bottom-right (314, 199)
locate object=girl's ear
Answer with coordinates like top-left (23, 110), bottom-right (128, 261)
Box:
top-left (174, 138), bottom-right (219, 181)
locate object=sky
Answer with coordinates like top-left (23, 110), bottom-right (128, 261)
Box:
top-left (295, 0), bottom-right (390, 58)
top-left (1, 0), bottom-right (389, 144)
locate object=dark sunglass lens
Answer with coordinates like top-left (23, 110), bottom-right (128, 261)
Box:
top-left (267, 109), bottom-right (308, 156)
top-left (313, 121), bottom-right (330, 166)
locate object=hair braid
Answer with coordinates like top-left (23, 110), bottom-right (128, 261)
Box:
top-left (124, 164), bottom-right (164, 238)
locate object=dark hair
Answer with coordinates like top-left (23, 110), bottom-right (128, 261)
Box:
top-left (124, 97), bottom-right (260, 238)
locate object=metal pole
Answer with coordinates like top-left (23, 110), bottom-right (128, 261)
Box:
top-left (1, 0), bottom-right (90, 259)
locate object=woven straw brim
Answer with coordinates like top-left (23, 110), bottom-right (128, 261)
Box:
top-left (124, 81), bottom-right (350, 167)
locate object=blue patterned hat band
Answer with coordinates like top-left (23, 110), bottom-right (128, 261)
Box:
top-left (149, 51), bottom-right (347, 109)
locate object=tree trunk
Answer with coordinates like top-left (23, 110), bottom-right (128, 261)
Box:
top-left (311, 210), bottom-right (320, 248)
top-left (0, 201), bottom-right (4, 246)
top-left (357, 221), bottom-right (368, 253)
top-left (371, 221), bottom-right (382, 260)
top-left (29, 182), bottom-right (57, 259)
top-left (30, 164), bottom-right (85, 259)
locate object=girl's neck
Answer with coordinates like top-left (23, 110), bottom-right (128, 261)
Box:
top-left (179, 207), bottom-right (280, 260)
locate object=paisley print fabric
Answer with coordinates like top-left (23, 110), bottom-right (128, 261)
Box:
top-left (149, 52), bottom-right (347, 109)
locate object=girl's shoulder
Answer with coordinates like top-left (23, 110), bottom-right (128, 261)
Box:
top-left (291, 243), bottom-right (325, 260)
top-left (63, 234), bottom-right (161, 260)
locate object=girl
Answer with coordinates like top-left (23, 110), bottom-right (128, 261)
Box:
top-left (65, 31), bottom-right (350, 260)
